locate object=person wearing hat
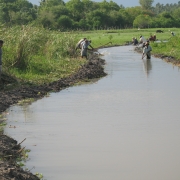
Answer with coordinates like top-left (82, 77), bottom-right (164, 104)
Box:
top-left (142, 41), bottom-right (152, 59)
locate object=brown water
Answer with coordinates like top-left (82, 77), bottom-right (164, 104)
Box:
top-left (4, 46), bottom-right (180, 180)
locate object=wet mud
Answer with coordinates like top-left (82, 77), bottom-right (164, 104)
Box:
top-left (0, 135), bottom-right (39, 180)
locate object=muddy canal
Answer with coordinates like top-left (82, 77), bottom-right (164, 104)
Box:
top-left (4, 46), bottom-right (180, 180)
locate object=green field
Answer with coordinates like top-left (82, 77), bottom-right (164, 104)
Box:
top-left (74, 28), bottom-right (178, 46)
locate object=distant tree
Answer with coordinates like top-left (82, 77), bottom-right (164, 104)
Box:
top-left (0, 0), bottom-right (36, 25)
top-left (133, 14), bottom-right (152, 28)
top-left (139, 0), bottom-right (154, 10)
top-left (37, 10), bottom-right (56, 28)
top-left (86, 10), bottom-right (109, 29)
top-left (0, 0), bottom-right (16, 3)
top-left (172, 7), bottom-right (180, 20)
top-left (108, 10), bottom-right (124, 27)
top-left (125, 7), bottom-right (144, 25)
top-left (109, 0), bottom-right (120, 11)
top-left (57, 15), bottom-right (73, 29)
top-left (153, 3), bottom-right (164, 14)
top-left (66, 0), bottom-right (83, 21)
top-left (82, 0), bottom-right (94, 12)
top-left (51, 5), bottom-right (69, 19)
top-left (39, 0), bottom-right (65, 7)
top-left (98, 0), bottom-right (111, 13)
top-left (118, 9), bottom-right (132, 28)
top-left (157, 11), bottom-right (176, 27)
top-left (78, 18), bottom-right (90, 30)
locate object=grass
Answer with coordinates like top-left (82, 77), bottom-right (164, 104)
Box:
top-left (1, 25), bottom-right (86, 85)
top-left (73, 28), bottom-right (177, 47)
top-left (1, 26), bottom-right (180, 86)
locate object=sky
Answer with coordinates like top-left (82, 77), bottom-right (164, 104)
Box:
top-left (29, 0), bottom-right (179, 7)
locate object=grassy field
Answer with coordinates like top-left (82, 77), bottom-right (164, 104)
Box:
top-left (74, 28), bottom-right (178, 47)
top-left (1, 26), bottom-right (179, 86)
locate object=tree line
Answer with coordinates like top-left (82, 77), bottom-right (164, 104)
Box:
top-left (0, 0), bottom-right (180, 30)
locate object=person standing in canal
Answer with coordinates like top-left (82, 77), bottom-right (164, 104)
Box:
top-left (0, 40), bottom-right (4, 79)
top-left (142, 41), bottom-right (152, 59)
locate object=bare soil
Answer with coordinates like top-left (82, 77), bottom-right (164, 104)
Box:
top-left (0, 53), bottom-right (107, 180)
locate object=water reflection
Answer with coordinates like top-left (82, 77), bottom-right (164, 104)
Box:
top-left (142, 59), bottom-right (152, 77)
top-left (9, 105), bottom-right (35, 123)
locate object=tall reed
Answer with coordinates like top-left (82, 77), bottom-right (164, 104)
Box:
top-left (0, 25), bottom-right (85, 84)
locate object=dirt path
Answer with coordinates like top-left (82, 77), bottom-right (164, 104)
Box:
top-left (0, 54), bottom-right (107, 179)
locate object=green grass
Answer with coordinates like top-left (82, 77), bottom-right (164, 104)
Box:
top-left (74, 28), bottom-right (178, 47)
top-left (77, 28), bottom-right (180, 60)
top-left (1, 25), bottom-right (86, 85)
top-left (1, 26), bottom-right (180, 86)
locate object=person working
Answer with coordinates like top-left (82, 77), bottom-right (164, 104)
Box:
top-left (153, 34), bottom-right (156, 41)
top-left (171, 32), bottom-right (175, 36)
top-left (142, 41), bottom-right (152, 59)
top-left (139, 35), bottom-right (147, 47)
top-left (139, 35), bottom-right (146, 44)
top-left (132, 37), bottom-right (138, 45)
top-left (81, 39), bottom-right (93, 59)
top-left (75, 38), bottom-right (86, 50)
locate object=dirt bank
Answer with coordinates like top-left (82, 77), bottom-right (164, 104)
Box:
top-left (0, 53), bottom-right (107, 179)
top-left (0, 135), bottom-right (40, 180)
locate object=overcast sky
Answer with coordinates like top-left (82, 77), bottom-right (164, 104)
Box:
top-left (29, 0), bottom-right (179, 7)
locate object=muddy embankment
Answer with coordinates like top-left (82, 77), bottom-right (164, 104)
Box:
top-left (0, 53), bottom-right (107, 180)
